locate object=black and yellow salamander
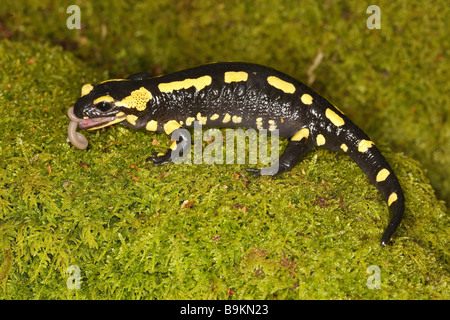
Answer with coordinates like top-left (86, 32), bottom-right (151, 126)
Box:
top-left (67, 62), bottom-right (404, 246)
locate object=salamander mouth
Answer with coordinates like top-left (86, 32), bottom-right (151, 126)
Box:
top-left (78, 116), bottom-right (120, 129)
top-left (67, 107), bottom-right (128, 150)
top-left (68, 107), bottom-right (126, 130)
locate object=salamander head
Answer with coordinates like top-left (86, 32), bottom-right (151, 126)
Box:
top-left (72, 80), bottom-right (138, 130)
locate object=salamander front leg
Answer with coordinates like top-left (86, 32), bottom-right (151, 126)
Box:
top-left (146, 151), bottom-right (172, 165)
top-left (146, 128), bottom-right (191, 165)
top-left (247, 136), bottom-right (312, 177)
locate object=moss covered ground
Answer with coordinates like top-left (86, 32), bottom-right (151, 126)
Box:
top-left (0, 1), bottom-right (448, 299)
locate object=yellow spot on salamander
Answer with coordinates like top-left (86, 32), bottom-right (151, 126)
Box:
top-left (169, 141), bottom-right (177, 150)
top-left (186, 117), bottom-right (195, 126)
top-left (94, 95), bottom-right (114, 105)
top-left (268, 119), bottom-right (277, 131)
top-left (300, 94), bottom-right (313, 105)
top-left (358, 139), bottom-right (375, 153)
top-left (316, 134), bottom-right (326, 146)
top-left (115, 87), bottom-right (152, 111)
top-left (376, 169), bottom-right (390, 182)
top-left (340, 143), bottom-right (348, 152)
top-left (81, 84), bottom-right (94, 97)
top-left (224, 71), bottom-right (248, 83)
top-left (232, 115), bottom-right (242, 124)
top-left (210, 114), bottom-right (219, 120)
top-left (388, 192), bottom-right (398, 206)
top-left (325, 108), bottom-right (345, 127)
top-left (158, 75), bottom-right (212, 93)
top-left (267, 76), bottom-right (296, 94)
top-left (197, 112), bottom-right (207, 125)
top-left (126, 115), bottom-right (138, 126)
top-left (146, 120), bottom-right (158, 131)
top-left (291, 128), bottom-right (309, 141)
top-left (164, 120), bottom-right (182, 134)
top-left (256, 117), bottom-right (263, 130)
top-left (223, 113), bottom-right (231, 123)
top-left (99, 78), bottom-right (129, 84)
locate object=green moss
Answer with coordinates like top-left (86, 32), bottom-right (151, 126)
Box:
top-left (0, 40), bottom-right (448, 299)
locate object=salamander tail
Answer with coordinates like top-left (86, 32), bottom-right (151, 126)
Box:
top-left (339, 126), bottom-right (405, 246)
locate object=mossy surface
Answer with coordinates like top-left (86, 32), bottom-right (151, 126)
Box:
top-left (0, 41), bottom-right (448, 299)
top-left (0, 1), bottom-right (449, 299)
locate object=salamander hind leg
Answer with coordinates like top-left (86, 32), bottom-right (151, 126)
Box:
top-left (247, 127), bottom-right (313, 176)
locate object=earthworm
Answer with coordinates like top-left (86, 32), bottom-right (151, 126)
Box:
top-left (67, 107), bottom-right (88, 150)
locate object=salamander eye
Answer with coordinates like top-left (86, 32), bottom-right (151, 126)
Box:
top-left (96, 101), bottom-right (113, 112)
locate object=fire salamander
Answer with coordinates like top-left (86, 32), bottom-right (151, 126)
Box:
top-left (69, 62), bottom-right (404, 246)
